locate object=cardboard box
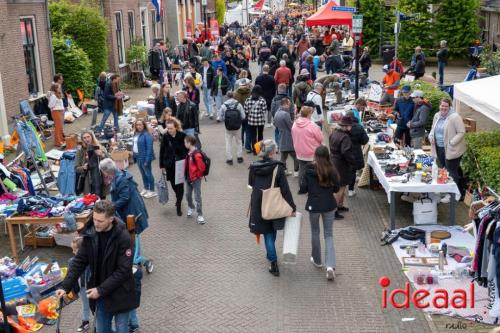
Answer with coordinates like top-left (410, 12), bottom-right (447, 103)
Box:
top-left (54, 232), bottom-right (78, 248)
top-left (111, 150), bottom-right (130, 161)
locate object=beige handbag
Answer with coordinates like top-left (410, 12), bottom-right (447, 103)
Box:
top-left (261, 166), bottom-right (293, 220)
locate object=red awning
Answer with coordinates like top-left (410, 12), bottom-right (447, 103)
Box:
top-left (305, 0), bottom-right (353, 27)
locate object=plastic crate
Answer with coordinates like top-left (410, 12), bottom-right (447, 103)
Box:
top-left (2, 276), bottom-right (28, 302)
top-left (54, 232), bottom-right (77, 248)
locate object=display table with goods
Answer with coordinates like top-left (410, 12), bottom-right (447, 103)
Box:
top-left (0, 255), bottom-right (77, 332)
top-left (5, 194), bottom-right (98, 263)
top-left (381, 191), bottom-right (500, 326)
top-left (367, 148), bottom-right (461, 230)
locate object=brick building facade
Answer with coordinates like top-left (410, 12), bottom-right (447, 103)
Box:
top-left (0, 0), bottom-right (55, 139)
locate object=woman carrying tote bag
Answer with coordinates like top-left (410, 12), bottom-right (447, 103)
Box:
top-left (248, 139), bottom-right (296, 277)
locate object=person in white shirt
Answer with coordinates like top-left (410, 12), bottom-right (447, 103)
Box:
top-left (342, 34), bottom-right (354, 56)
top-left (48, 83), bottom-right (65, 147)
top-left (306, 82), bottom-right (324, 129)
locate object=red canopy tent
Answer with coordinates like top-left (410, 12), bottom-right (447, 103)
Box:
top-left (305, 0), bottom-right (352, 27)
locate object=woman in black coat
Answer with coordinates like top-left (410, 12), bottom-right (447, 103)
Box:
top-left (300, 146), bottom-right (340, 280)
top-left (159, 119), bottom-right (188, 216)
top-left (346, 110), bottom-right (369, 197)
top-left (248, 139), bottom-right (296, 277)
top-left (154, 83), bottom-right (177, 121)
top-left (329, 115), bottom-right (355, 218)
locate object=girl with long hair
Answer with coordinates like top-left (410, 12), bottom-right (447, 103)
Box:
top-left (300, 146), bottom-right (340, 281)
top-left (133, 119), bottom-right (156, 198)
top-left (75, 130), bottom-right (109, 197)
top-left (155, 83), bottom-right (177, 121)
top-left (48, 83), bottom-right (65, 147)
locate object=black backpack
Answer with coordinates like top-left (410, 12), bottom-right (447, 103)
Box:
top-left (224, 102), bottom-right (242, 131)
top-left (195, 150), bottom-right (211, 177)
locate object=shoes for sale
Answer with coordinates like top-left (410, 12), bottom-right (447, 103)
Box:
top-left (440, 194), bottom-right (451, 204)
top-left (310, 256), bottom-right (323, 268)
top-left (76, 321), bottom-right (90, 333)
top-left (380, 228), bottom-right (400, 246)
top-left (197, 215), bottom-right (205, 224)
top-left (326, 267), bottom-right (335, 281)
top-left (187, 208), bottom-right (193, 217)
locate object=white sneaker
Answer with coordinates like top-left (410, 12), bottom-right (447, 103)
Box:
top-left (326, 267), bottom-right (335, 280)
top-left (197, 215), bottom-right (205, 224)
top-left (293, 171), bottom-right (299, 177)
top-left (348, 190), bottom-right (356, 197)
top-left (187, 208), bottom-right (193, 217)
top-left (265, 123), bottom-right (272, 128)
top-left (144, 191), bottom-right (157, 198)
top-left (284, 170), bottom-right (293, 176)
top-left (310, 257), bottom-right (323, 268)
top-left (440, 194), bottom-right (451, 204)
top-left (140, 189), bottom-right (147, 196)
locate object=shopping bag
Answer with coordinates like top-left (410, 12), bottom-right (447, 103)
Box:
top-left (174, 159), bottom-right (185, 185)
top-left (413, 197), bottom-right (437, 225)
top-left (157, 173), bottom-right (169, 205)
top-left (261, 166), bottom-right (293, 220)
top-left (282, 212), bottom-right (302, 263)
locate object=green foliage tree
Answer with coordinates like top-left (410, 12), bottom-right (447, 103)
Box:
top-left (480, 46), bottom-right (500, 75)
top-left (434, 0), bottom-right (480, 58)
top-left (397, 0), bottom-right (434, 60)
top-left (215, 0), bottom-right (226, 24)
top-left (49, 0), bottom-right (108, 78)
top-left (462, 131), bottom-right (500, 191)
top-left (52, 34), bottom-right (94, 98)
top-left (358, 0), bottom-right (389, 57)
top-left (126, 38), bottom-right (148, 70)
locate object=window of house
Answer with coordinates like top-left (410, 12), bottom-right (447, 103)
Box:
top-left (20, 18), bottom-right (39, 95)
top-left (141, 9), bottom-right (147, 46)
top-left (151, 10), bottom-right (157, 40)
top-left (128, 11), bottom-right (135, 44)
top-left (115, 12), bottom-right (125, 64)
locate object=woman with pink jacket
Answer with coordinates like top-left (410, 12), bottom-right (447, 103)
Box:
top-left (292, 102), bottom-right (324, 190)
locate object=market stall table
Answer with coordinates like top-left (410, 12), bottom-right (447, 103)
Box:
top-left (367, 151), bottom-right (461, 230)
top-left (6, 212), bottom-right (91, 263)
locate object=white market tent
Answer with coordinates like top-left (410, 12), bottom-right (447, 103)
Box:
top-left (453, 75), bottom-right (500, 131)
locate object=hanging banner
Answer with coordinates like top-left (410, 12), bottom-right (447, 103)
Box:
top-left (186, 19), bottom-right (192, 38)
top-left (210, 19), bottom-right (219, 39)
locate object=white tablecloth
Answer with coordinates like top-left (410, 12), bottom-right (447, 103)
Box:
top-left (367, 151), bottom-right (461, 203)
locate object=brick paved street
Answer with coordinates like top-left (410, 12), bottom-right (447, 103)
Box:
top-left (2, 62), bottom-right (495, 333)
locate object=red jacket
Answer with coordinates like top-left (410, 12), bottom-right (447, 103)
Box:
top-left (185, 150), bottom-right (206, 182)
top-left (274, 67), bottom-right (292, 86)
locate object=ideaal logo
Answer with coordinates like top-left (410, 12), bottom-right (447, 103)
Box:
top-left (379, 276), bottom-right (475, 309)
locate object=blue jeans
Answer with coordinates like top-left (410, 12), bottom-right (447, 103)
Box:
top-left (228, 74), bottom-right (236, 90)
top-left (129, 310), bottom-right (139, 330)
top-left (137, 161), bottom-right (155, 191)
top-left (438, 61), bottom-right (445, 85)
top-left (215, 90), bottom-right (223, 119)
top-left (133, 234), bottom-right (145, 265)
top-left (264, 230), bottom-right (277, 262)
top-left (274, 128), bottom-right (280, 146)
top-left (100, 108), bottom-right (119, 129)
top-left (79, 284), bottom-right (90, 322)
top-left (243, 122), bottom-right (252, 151)
top-left (184, 128), bottom-right (195, 136)
top-left (202, 87), bottom-right (213, 116)
top-left (95, 299), bottom-right (129, 333)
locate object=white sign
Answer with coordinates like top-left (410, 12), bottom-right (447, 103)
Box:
top-left (352, 14), bottom-right (363, 34)
top-left (175, 159), bottom-right (185, 185)
top-left (368, 84), bottom-right (383, 102)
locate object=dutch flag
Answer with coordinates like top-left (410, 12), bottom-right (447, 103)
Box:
top-left (152, 0), bottom-right (163, 22)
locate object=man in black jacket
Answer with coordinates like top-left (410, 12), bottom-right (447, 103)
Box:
top-left (56, 200), bottom-right (136, 333)
top-left (255, 65), bottom-right (276, 127)
top-left (199, 58), bottom-right (215, 118)
top-left (176, 91), bottom-right (200, 135)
